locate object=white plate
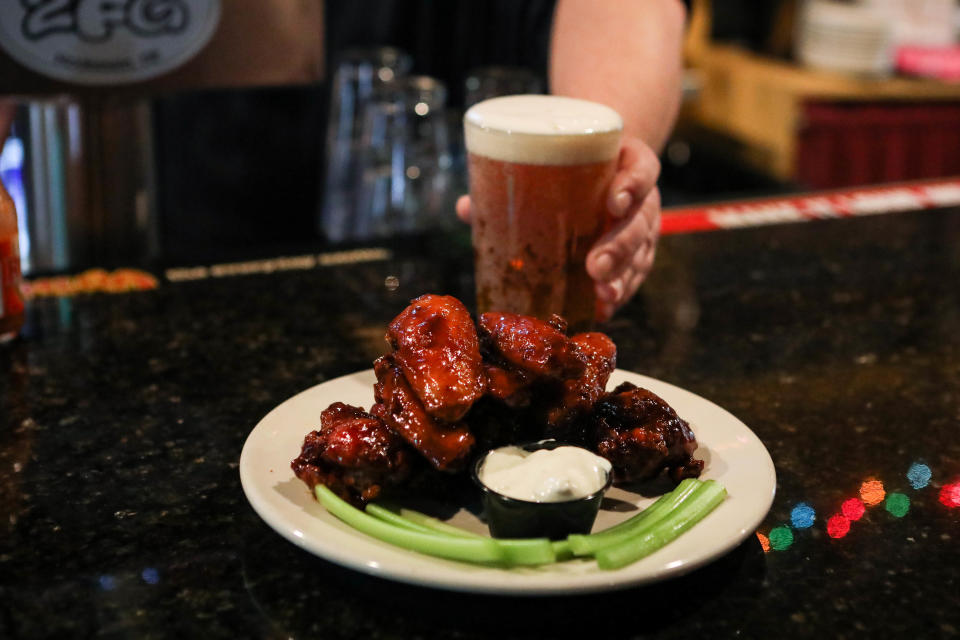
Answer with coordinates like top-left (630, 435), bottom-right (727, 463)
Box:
top-left (239, 369), bottom-right (776, 595)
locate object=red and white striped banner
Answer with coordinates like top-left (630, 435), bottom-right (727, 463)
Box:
top-left (661, 177), bottom-right (960, 235)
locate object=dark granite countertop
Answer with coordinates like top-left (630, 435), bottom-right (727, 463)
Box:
top-left (2, 207), bottom-right (959, 639)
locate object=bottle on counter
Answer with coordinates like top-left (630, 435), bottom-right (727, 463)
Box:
top-left (0, 178), bottom-right (24, 342)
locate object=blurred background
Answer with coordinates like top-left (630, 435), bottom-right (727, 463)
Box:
top-left (1, 0), bottom-right (959, 276)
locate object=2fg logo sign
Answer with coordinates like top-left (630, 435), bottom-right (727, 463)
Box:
top-left (21, 0), bottom-right (190, 42)
top-left (0, 0), bottom-right (220, 84)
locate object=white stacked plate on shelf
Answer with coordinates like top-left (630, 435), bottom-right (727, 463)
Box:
top-left (796, 0), bottom-right (894, 75)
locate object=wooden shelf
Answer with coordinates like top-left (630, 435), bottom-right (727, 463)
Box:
top-left (681, 0), bottom-right (960, 180)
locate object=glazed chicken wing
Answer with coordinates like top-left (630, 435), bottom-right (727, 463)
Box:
top-left (544, 332), bottom-right (618, 433)
top-left (290, 402), bottom-right (412, 505)
top-left (387, 294), bottom-right (486, 423)
top-left (591, 382), bottom-right (703, 483)
top-left (372, 355), bottom-right (475, 471)
top-left (482, 362), bottom-right (534, 407)
top-left (478, 312), bottom-right (585, 379)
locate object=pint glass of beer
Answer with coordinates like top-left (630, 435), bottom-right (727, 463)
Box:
top-left (464, 95), bottom-right (622, 329)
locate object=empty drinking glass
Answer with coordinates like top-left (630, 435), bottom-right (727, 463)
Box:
top-left (320, 47), bottom-right (413, 242)
top-left (354, 75), bottom-right (452, 239)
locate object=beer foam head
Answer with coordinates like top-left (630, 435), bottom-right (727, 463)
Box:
top-left (464, 95), bottom-right (622, 165)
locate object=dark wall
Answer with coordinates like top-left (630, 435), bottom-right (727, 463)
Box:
top-left (153, 86), bottom-right (326, 266)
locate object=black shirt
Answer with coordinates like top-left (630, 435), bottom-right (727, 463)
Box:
top-left (326, 0), bottom-right (693, 107)
top-left (325, 0), bottom-right (556, 107)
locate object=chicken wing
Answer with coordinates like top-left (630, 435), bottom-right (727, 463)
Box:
top-left (478, 311), bottom-right (585, 379)
top-left (290, 402), bottom-right (412, 505)
top-left (543, 332), bottom-right (618, 434)
top-left (482, 362), bottom-right (534, 407)
top-left (372, 355), bottom-right (475, 471)
top-left (386, 294), bottom-right (486, 423)
top-left (590, 382), bottom-right (703, 483)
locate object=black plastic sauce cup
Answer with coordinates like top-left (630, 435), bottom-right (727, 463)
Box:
top-left (472, 440), bottom-right (612, 540)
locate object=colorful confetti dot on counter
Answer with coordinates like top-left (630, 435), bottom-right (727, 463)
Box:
top-left (859, 479), bottom-right (886, 506)
top-left (906, 462), bottom-right (932, 490)
top-left (827, 514), bottom-right (851, 539)
top-left (790, 503), bottom-right (816, 529)
top-left (769, 526), bottom-right (794, 550)
top-left (885, 493), bottom-right (910, 517)
top-left (940, 481), bottom-right (960, 509)
top-left (841, 497), bottom-right (866, 521)
top-left (757, 532), bottom-right (771, 552)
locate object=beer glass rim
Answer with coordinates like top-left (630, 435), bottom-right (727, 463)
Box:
top-left (463, 120), bottom-right (622, 138)
top-left (463, 94), bottom-right (623, 137)
top-left (463, 95), bottom-right (622, 165)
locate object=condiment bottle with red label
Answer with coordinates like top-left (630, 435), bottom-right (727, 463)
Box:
top-left (0, 178), bottom-right (24, 342)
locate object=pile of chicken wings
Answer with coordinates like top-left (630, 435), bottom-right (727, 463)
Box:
top-left (292, 294), bottom-right (703, 504)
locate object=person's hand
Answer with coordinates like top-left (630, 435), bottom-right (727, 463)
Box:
top-left (455, 135), bottom-right (662, 322)
top-left (585, 136), bottom-right (662, 321)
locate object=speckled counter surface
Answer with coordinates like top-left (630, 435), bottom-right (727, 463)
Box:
top-left (1, 208), bottom-right (959, 639)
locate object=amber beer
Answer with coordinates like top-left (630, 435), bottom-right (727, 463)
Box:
top-left (464, 95), bottom-right (622, 329)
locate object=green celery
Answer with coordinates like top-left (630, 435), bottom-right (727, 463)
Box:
top-left (364, 503), bottom-right (436, 534)
top-left (387, 505), bottom-right (556, 565)
top-left (595, 480), bottom-right (727, 570)
top-left (397, 507), bottom-right (484, 538)
top-left (495, 538), bottom-right (556, 566)
top-left (551, 539), bottom-right (574, 561)
top-left (316, 486), bottom-right (503, 564)
top-left (566, 478), bottom-right (701, 556)
top-left (320, 487), bottom-right (556, 566)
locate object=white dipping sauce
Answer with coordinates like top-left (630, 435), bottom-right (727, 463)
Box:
top-left (479, 445), bottom-right (612, 503)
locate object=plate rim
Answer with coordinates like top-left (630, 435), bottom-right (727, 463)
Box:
top-left (239, 368), bottom-right (776, 596)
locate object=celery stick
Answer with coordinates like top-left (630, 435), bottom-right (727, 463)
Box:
top-left (567, 478), bottom-right (701, 556)
top-left (397, 507), bottom-right (484, 538)
top-left (365, 503), bottom-right (436, 535)
top-left (595, 480), bottom-right (727, 570)
top-left (551, 539), bottom-right (574, 561)
top-left (495, 538), bottom-right (556, 566)
top-left (390, 506), bottom-right (556, 565)
top-left (320, 488), bottom-right (556, 566)
top-left (315, 486), bottom-right (503, 564)
top-left (591, 490), bottom-right (673, 537)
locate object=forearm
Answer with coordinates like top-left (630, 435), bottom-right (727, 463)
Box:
top-left (549, 0), bottom-right (686, 152)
